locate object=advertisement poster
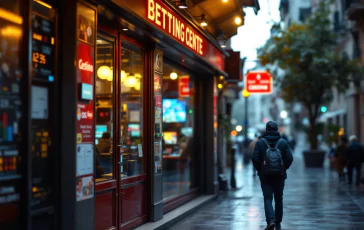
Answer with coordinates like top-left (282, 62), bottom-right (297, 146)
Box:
top-left (77, 13), bottom-right (94, 45)
top-left (154, 75), bottom-right (161, 93)
top-left (76, 103), bottom-right (94, 143)
top-left (76, 175), bottom-right (94, 201)
top-left (76, 143), bottom-right (94, 176)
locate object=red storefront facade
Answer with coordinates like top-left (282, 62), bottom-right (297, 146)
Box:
top-left (0, 0), bottom-right (227, 229)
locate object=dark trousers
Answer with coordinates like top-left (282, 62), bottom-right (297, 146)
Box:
top-left (260, 177), bottom-right (285, 224)
top-left (348, 163), bottom-right (362, 185)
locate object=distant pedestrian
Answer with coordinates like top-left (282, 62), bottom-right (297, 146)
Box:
top-left (335, 136), bottom-right (348, 181)
top-left (345, 135), bottom-right (364, 186)
top-left (252, 121), bottom-right (293, 230)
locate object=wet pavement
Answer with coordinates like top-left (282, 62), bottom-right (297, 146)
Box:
top-left (168, 134), bottom-right (364, 230)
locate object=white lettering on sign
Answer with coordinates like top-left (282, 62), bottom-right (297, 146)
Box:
top-left (249, 85), bottom-right (268, 90)
top-left (147, 0), bottom-right (204, 56)
top-left (78, 59), bottom-right (94, 72)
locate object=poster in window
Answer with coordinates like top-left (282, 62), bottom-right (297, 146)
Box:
top-left (76, 175), bottom-right (94, 201)
top-left (77, 3), bottom-right (95, 46)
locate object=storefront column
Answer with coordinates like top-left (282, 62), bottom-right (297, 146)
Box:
top-left (149, 48), bottom-right (164, 221)
top-left (59, 1), bottom-right (96, 229)
top-left (202, 77), bottom-right (218, 194)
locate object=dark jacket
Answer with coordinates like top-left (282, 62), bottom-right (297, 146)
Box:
top-left (345, 142), bottom-right (364, 166)
top-left (252, 130), bottom-right (293, 179)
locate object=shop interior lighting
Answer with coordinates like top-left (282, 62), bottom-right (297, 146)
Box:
top-left (124, 73), bottom-right (137, 87)
top-left (174, 0), bottom-right (188, 9)
top-left (0, 8), bottom-right (23, 24)
top-left (124, 53), bottom-right (137, 88)
top-left (217, 83), bottom-right (223, 89)
top-left (135, 79), bottom-right (141, 91)
top-left (222, 0), bottom-right (228, 2)
top-left (122, 28), bottom-right (128, 31)
top-left (235, 16), bottom-right (242, 25)
top-left (106, 67), bottom-right (113, 81)
top-left (120, 70), bottom-right (127, 82)
top-left (34, 0), bottom-right (52, 9)
top-left (170, 72), bottom-right (178, 80)
top-left (97, 65), bottom-right (111, 80)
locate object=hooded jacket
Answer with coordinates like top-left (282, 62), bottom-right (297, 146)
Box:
top-left (252, 126), bottom-right (293, 179)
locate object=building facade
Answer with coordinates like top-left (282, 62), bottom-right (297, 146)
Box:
top-left (0, 0), bottom-right (259, 229)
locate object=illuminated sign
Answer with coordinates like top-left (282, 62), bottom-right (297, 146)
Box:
top-left (78, 59), bottom-right (93, 72)
top-left (147, 0), bottom-right (204, 56)
top-left (79, 83), bottom-right (93, 100)
top-left (32, 52), bottom-right (47, 64)
top-left (179, 76), bottom-right (190, 97)
top-left (244, 71), bottom-right (273, 94)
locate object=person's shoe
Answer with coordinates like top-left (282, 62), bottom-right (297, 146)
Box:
top-left (265, 221), bottom-right (275, 230)
top-left (275, 223), bottom-right (281, 229)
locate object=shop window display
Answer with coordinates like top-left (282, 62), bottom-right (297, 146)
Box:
top-left (119, 42), bottom-right (144, 178)
top-left (162, 63), bottom-right (195, 200)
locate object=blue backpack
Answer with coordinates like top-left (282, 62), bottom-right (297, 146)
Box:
top-left (261, 138), bottom-right (284, 176)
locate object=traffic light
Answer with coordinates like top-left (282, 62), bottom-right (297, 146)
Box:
top-left (320, 106), bottom-right (327, 113)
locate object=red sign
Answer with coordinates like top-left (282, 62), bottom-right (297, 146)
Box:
top-left (146, 0), bottom-right (224, 71)
top-left (179, 76), bottom-right (190, 97)
top-left (245, 71), bottom-right (273, 94)
top-left (77, 42), bottom-right (94, 83)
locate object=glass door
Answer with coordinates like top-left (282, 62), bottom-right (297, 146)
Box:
top-left (118, 38), bottom-right (147, 229)
top-left (95, 33), bottom-right (119, 230)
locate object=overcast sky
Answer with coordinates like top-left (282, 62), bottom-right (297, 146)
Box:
top-left (231, 0), bottom-right (281, 71)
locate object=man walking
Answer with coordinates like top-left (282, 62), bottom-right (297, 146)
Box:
top-left (346, 135), bottom-right (364, 186)
top-left (252, 121), bottom-right (293, 230)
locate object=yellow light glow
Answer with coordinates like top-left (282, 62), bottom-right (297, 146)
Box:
top-left (34, 0), bottom-right (52, 9)
top-left (33, 33), bottom-right (42, 41)
top-left (219, 76), bottom-right (224, 80)
top-left (223, 0), bottom-right (228, 2)
top-left (242, 89), bottom-right (250, 98)
top-left (1, 26), bottom-right (22, 38)
top-left (120, 70), bottom-right (127, 82)
top-left (170, 72), bottom-right (178, 80)
top-left (235, 16), bottom-right (242, 25)
top-left (51, 37), bottom-right (54, 45)
top-left (0, 8), bottom-right (23, 25)
top-left (217, 83), bottom-right (223, 89)
top-left (97, 66), bottom-right (111, 80)
top-left (135, 80), bottom-right (141, 91)
top-left (124, 75), bottom-right (137, 87)
top-left (106, 69), bottom-right (113, 81)
top-left (201, 21), bottom-right (208, 27)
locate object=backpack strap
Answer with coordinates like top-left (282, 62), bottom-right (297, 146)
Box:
top-left (275, 138), bottom-right (283, 148)
top-left (261, 138), bottom-right (271, 149)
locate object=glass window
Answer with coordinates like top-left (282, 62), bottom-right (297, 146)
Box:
top-left (95, 35), bottom-right (114, 182)
top-left (162, 63), bottom-right (195, 200)
top-left (119, 41), bottom-right (144, 178)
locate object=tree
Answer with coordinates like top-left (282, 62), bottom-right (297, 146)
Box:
top-left (258, 0), bottom-right (363, 150)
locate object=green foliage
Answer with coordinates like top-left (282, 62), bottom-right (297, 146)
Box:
top-left (258, 0), bottom-right (364, 149)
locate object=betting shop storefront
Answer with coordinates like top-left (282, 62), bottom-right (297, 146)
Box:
top-left (0, 0), bottom-right (225, 229)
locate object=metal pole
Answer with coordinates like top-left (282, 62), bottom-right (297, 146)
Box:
top-left (244, 96), bottom-right (249, 149)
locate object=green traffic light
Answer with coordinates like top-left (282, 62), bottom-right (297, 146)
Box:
top-left (320, 106), bottom-right (327, 113)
